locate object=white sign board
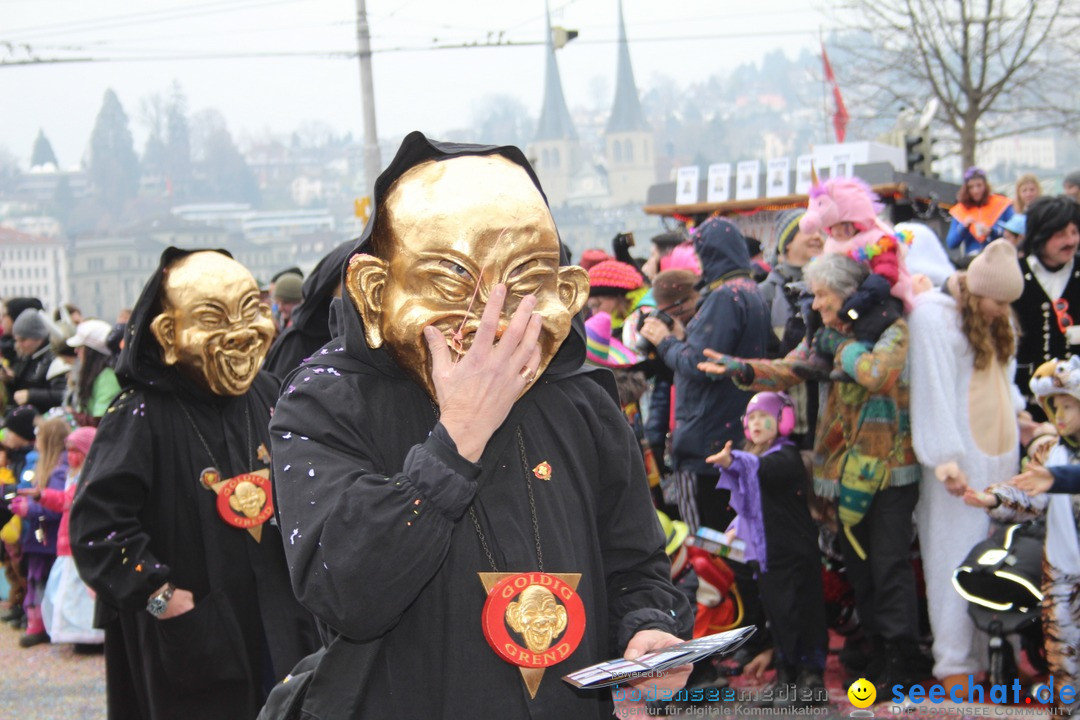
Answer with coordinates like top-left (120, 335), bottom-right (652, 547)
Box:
top-left (675, 166), bottom-right (700, 205)
top-left (766, 158), bottom-right (791, 198)
top-left (706, 163), bottom-right (731, 203)
top-left (735, 160), bottom-right (761, 201)
top-left (831, 152), bottom-right (853, 179)
top-left (795, 155), bottom-right (815, 194)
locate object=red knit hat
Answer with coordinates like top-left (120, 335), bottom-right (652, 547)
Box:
top-left (580, 249), bottom-right (612, 270)
top-left (588, 260), bottom-right (643, 297)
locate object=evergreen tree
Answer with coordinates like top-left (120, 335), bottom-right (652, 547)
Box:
top-left (87, 89), bottom-right (139, 213)
top-left (165, 81), bottom-right (193, 200)
top-left (191, 109), bottom-right (259, 205)
top-left (51, 176), bottom-right (74, 225)
top-left (142, 134), bottom-right (167, 179)
top-left (139, 92), bottom-right (168, 179)
top-left (201, 125), bottom-right (260, 205)
top-left (31, 129), bottom-right (58, 168)
top-left (0, 146), bottom-right (19, 194)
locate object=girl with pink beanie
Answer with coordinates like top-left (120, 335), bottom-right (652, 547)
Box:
top-left (800, 176), bottom-right (915, 314)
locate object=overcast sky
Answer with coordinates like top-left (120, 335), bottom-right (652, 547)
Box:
top-left (1, 0), bottom-right (830, 168)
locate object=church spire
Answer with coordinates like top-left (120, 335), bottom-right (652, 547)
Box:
top-left (605, 0), bottom-right (648, 134)
top-left (534, 0), bottom-right (578, 142)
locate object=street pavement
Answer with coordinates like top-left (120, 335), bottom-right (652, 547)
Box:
top-left (0, 606), bottom-right (106, 720)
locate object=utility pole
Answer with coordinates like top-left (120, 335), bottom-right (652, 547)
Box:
top-left (356, 0), bottom-right (380, 199)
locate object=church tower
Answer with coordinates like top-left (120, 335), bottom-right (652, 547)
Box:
top-left (527, 2), bottom-right (581, 208)
top-left (603, 0), bottom-right (653, 205)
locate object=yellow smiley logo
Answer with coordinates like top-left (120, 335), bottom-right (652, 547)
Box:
top-left (847, 678), bottom-right (876, 708)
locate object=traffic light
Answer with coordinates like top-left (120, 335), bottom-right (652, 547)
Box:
top-left (905, 132), bottom-right (936, 176)
top-left (905, 134), bottom-right (926, 174)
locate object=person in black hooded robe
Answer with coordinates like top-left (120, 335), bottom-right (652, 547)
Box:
top-left (70, 248), bottom-right (319, 720)
top-left (263, 240), bottom-right (353, 380)
top-left (267, 132), bottom-right (694, 719)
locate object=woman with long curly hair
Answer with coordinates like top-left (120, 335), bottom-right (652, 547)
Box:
top-left (908, 239), bottom-right (1026, 691)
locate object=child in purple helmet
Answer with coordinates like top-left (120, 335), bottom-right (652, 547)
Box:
top-left (709, 392), bottom-right (827, 708)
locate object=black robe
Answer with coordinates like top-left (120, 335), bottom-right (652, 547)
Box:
top-left (264, 240), bottom-right (353, 381)
top-left (269, 133), bottom-right (692, 719)
top-left (70, 247), bottom-right (319, 720)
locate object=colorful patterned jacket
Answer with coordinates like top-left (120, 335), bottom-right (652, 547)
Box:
top-left (733, 319), bottom-right (919, 500)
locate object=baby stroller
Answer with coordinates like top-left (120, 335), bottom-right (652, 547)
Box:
top-left (952, 521), bottom-right (1048, 686)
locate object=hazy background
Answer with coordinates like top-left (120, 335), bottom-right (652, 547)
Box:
top-left (1, 0), bottom-right (829, 167)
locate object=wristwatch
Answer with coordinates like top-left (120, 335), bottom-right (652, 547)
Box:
top-left (146, 583), bottom-right (176, 618)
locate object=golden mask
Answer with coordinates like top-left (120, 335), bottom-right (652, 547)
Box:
top-left (505, 584), bottom-right (568, 653)
top-left (346, 155), bottom-right (589, 400)
top-left (150, 252), bottom-right (276, 396)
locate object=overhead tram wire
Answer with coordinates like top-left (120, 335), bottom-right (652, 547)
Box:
top-left (1, 26), bottom-right (822, 66)
top-left (4, 0), bottom-right (307, 40)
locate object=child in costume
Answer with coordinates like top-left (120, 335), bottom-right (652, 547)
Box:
top-left (40, 426), bottom-right (103, 649)
top-left (800, 175), bottom-right (914, 321)
top-left (964, 356), bottom-right (1080, 715)
top-left (793, 177), bottom-right (915, 384)
top-left (708, 392), bottom-right (827, 707)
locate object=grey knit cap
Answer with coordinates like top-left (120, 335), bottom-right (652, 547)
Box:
top-left (12, 308), bottom-right (49, 340)
top-left (769, 208), bottom-right (807, 265)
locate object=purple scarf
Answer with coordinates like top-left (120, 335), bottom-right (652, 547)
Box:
top-left (714, 440), bottom-right (793, 573)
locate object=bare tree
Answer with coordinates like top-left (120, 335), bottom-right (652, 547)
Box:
top-left (830, 0), bottom-right (1080, 168)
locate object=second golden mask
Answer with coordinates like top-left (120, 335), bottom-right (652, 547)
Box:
top-left (150, 251), bottom-right (276, 396)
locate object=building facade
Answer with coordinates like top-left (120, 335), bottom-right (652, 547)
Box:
top-left (0, 228), bottom-right (68, 310)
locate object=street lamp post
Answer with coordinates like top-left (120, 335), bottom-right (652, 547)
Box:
top-left (356, 0), bottom-right (381, 199)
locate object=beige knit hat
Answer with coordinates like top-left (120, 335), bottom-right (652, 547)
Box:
top-left (966, 239), bottom-right (1023, 302)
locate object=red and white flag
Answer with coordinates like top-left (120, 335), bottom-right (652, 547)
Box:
top-left (821, 42), bottom-right (849, 143)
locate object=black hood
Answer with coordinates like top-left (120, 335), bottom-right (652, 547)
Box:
top-left (693, 216), bottom-right (752, 284)
top-left (290, 240), bottom-right (353, 336)
top-left (116, 246), bottom-right (234, 401)
top-left (263, 240), bottom-right (354, 378)
top-left (337, 130), bottom-right (586, 381)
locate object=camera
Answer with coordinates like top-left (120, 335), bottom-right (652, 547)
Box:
top-left (612, 232), bottom-right (636, 265)
top-left (636, 309), bottom-right (676, 355)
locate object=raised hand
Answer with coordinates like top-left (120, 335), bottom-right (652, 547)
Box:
top-left (706, 440), bottom-right (735, 469)
top-left (424, 284), bottom-right (542, 462)
top-left (1010, 465), bottom-right (1054, 497)
top-left (698, 349), bottom-right (751, 382)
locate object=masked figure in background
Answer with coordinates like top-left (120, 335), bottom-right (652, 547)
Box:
top-left (70, 249), bottom-right (319, 720)
top-left (263, 240), bottom-right (353, 379)
top-left (267, 132), bottom-right (692, 719)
